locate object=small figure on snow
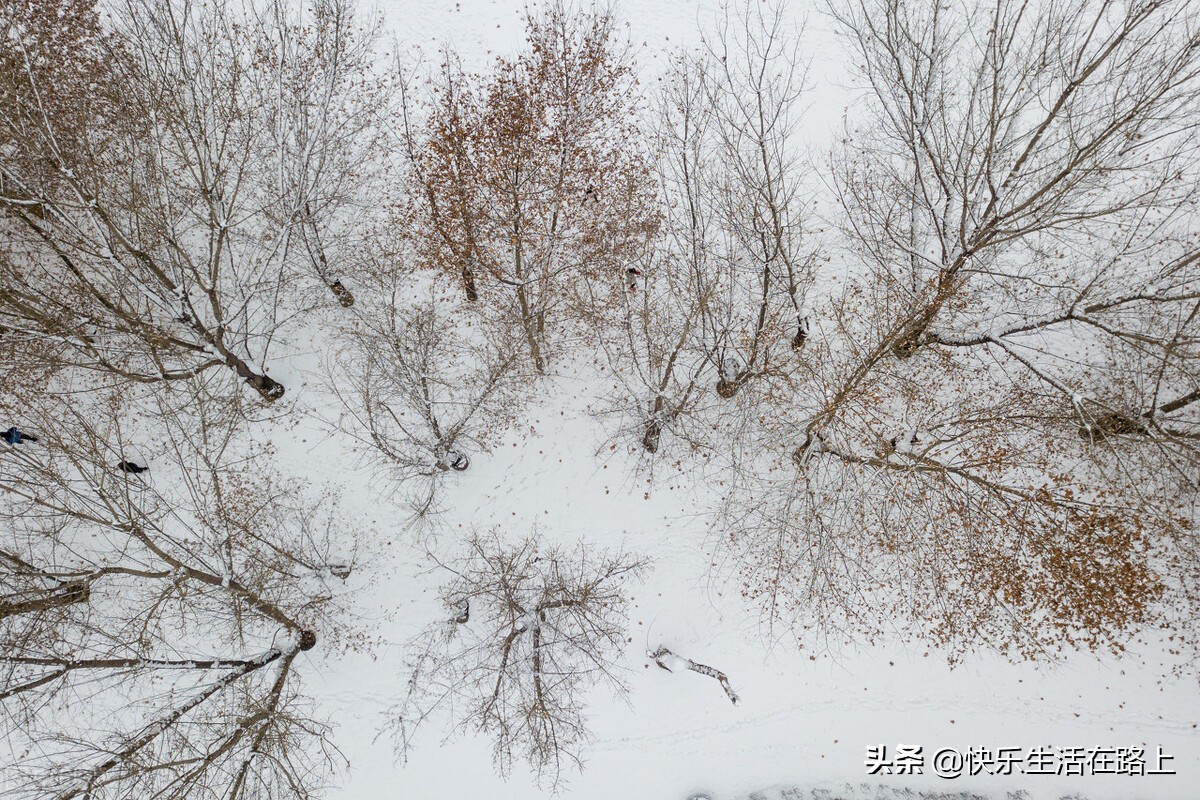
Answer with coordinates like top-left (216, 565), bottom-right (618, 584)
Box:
top-left (436, 450), bottom-right (470, 472)
top-left (118, 460), bottom-right (149, 475)
top-left (626, 267), bottom-right (643, 294)
top-left (583, 184), bottom-right (596, 204)
top-left (3, 427), bottom-right (37, 445)
top-left (791, 315), bottom-right (810, 351)
top-left (888, 429), bottom-right (925, 455)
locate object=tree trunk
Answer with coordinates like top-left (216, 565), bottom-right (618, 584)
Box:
top-left (642, 419), bottom-right (662, 453)
top-left (302, 207), bottom-right (355, 307)
top-left (229, 358), bottom-right (285, 401)
top-left (648, 646), bottom-right (739, 705)
top-left (328, 279), bottom-right (355, 308)
top-left (515, 284), bottom-right (546, 373)
top-left (462, 263), bottom-right (479, 302)
top-left (0, 581), bottom-right (89, 620)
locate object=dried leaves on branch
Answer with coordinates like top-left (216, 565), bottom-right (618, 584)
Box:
top-left (396, 1), bottom-right (659, 373)
top-left (0, 0), bottom-right (385, 401)
top-left (720, 0), bottom-right (1200, 659)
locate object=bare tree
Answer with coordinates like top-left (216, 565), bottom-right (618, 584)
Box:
top-left (671, 1), bottom-right (815, 399)
top-left (328, 267), bottom-right (529, 517)
top-left (0, 384), bottom-right (357, 798)
top-left (263, 0), bottom-right (392, 309)
top-left (588, 243), bottom-right (712, 455)
top-left (697, 1), bottom-right (816, 398)
top-left (390, 529), bottom-right (648, 788)
top-left (394, 1), bottom-right (659, 373)
top-left (594, 1), bottom-right (816, 457)
top-left (0, 0), bottom-right (388, 401)
top-left (719, 0), bottom-right (1200, 660)
top-left (586, 56), bottom-right (718, 456)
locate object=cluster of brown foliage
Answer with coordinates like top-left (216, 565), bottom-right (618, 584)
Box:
top-left (710, 0), bottom-right (1200, 662)
top-left (1, 0), bottom-right (388, 402)
top-left (398, 2), bottom-right (658, 372)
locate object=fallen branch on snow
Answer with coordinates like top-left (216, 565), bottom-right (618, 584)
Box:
top-left (648, 646), bottom-right (739, 705)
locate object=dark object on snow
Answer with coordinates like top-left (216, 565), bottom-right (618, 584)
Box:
top-left (454, 600), bottom-right (470, 625)
top-left (791, 316), bottom-right (810, 351)
top-left (437, 450), bottom-right (470, 472)
top-left (715, 358), bottom-right (744, 398)
top-left (328, 279), bottom-right (355, 308)
top-left (626, 266), bottom-right (643, 294)
top-left (298, 630), bottom-right (318, 651)
top-left (1079, 411), bottom-right (1148, 442)
top-left (118, 460), bottom-right (149, 475)
top-left (792, 429), bottom-right (824, 467)
top-left (642, 419), bottom-right (663, 453)
top-left (3, 427), bottom-right (37, 445)
top-left (583, 184), bottom-right (596, 202)
top-left (242, 370), bottom-right (285, 402)
top-left (648, 645), bottom-right (739, 705)
top-left (887, 430), bottom-right (922, 453)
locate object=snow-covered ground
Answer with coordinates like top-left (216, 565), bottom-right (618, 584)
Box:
top-left (260, 2), bottom-right (1200, 798)
top-left (275, 352), bottom-right (1199, 800)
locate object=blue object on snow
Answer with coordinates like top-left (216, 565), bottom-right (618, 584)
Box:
top-left (3, 427), bottom-right (22, 445)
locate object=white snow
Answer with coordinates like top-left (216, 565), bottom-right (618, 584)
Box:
top-left (286, 358), bottom-right (1200, 800)
top-left (246, 3), bottom-right (1200, 799)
